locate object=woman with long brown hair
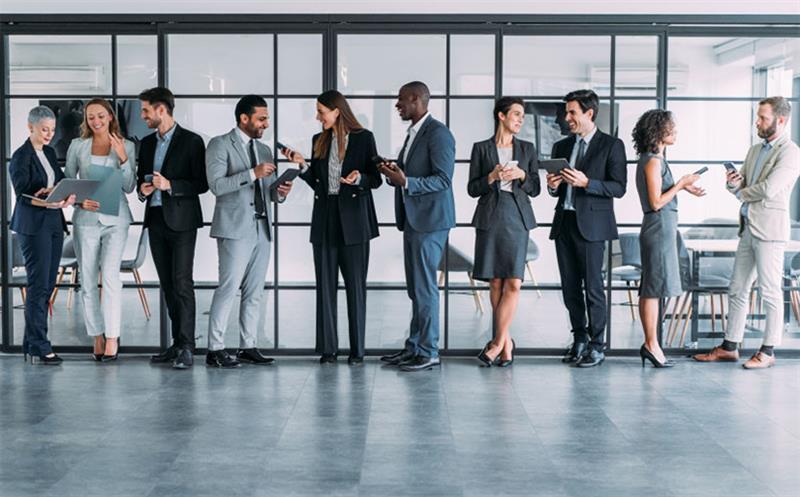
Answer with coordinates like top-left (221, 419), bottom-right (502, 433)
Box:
top-left (65, 98), bottom-right (136, 362)
top-left (284, 90), bottom-right (381, 364)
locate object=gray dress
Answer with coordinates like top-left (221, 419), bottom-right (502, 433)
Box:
top-left (636, 153), bottom-right (684, 298)
top-left (473, 147), bottom-right (528, 282)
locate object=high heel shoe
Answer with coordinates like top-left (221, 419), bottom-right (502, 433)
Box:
top-left (93, 335), bottom-right (106, 362)
top-left (101, 337), bottom-right (119, 363)
top-left (477, 340), bottom-right (497, 367)
top-left (639, 344), bottom-right (675, 368)
top-left (497, 339), bottom-right (516, 368)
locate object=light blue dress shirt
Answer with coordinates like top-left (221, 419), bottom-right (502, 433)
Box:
top-left (151, 124), bottom-right (177, 208)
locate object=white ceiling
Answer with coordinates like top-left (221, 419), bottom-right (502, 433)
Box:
top-left (1, 0), bottom-right (798, 15)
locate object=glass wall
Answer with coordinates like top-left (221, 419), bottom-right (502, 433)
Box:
top-left (2, 21), bottom-right (799, 353)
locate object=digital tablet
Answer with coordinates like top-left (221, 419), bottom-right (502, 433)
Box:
top-left (269, 168), bottom-right (302, 191)
top-left (540, 158), bottom-right (571, 175)
top-left (23, 179), bottom-right (101, 203)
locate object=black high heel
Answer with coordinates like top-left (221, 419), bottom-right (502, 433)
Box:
top-left (93, 335), bottom-right (106, 362)
top-left (640, 345), bottom-right (675, 368)
top-left (477, 340), bottom-right (497, 367)
top-left (497, 339), bottom-right (516, 368)
top-left (101, 337), bottom-right (119, 363)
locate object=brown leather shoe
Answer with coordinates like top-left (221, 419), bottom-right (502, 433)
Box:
top-left (693, 346), bottom-right (739, 362)
top-left (742, 351), bottom-right (775, 369)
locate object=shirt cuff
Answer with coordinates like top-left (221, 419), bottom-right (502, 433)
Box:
top-left (249, 169), bottom-right (257, 182)
top-left (354, 171), bottom-right (362, 185)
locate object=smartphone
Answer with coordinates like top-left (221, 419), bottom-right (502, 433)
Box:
top-left (723, 162), bottom-right (737, 173)
top-left (504, 160), bottom-right (519, 170)
top-left (372, 155), bottom-right (388, 165)
top-left (693, 166), bottom-right (709, 175)
top-left (144, 174), bottom-right (154, 183)
top-left (276, 141), bottom-right (289, 152)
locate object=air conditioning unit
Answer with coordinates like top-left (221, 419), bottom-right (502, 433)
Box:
top-left (590, 66), bottom-right (688, 93)
top-left (9, 65), bottom-right (106, 93)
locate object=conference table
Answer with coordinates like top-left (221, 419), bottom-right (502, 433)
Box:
top-left (681, 239), bottom-right (800, 344)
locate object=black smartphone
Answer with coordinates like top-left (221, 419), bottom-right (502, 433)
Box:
top-left (372, 155), bottom-right (388, 166)
top-left (276, 141), bottom-right (289, 152)
top-left (693, 166), bottom-right (709, 175)
top-left (144, 174), bottom-right (154, 183)
top-left (723, 162), bottom-right (737, 173)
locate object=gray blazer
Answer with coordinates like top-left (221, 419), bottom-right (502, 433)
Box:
top-left (64, 136), bottom-right (137, 226)
top-left (206, 128), bottom-right (283, 240)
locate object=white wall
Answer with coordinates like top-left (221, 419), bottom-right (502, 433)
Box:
top-left (2, 1), bottom-right (799, 15)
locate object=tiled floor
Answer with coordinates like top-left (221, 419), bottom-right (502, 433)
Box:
top-left (1, 355), bottom-right (798, 497)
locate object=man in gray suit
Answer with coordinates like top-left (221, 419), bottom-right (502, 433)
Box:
top-left (379, 81), bottom-right (456, 372)
top-left (205, 95), bottom-right (293, 368)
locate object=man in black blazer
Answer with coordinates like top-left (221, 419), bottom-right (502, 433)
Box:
top-left (137, 87), bottom-right (209, 369)
top-left (546, 90), bottom-right (627, 368)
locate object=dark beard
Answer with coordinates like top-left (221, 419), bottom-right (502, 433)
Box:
top-left (757, 120), bottom-right (777, 139)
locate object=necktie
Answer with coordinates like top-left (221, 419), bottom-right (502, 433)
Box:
top-left (576, 139), bottom-right (586, 166)
top-left (249, 139), bottom-right (266, 217)
top-left (565, 139), bottom-right (585, 209)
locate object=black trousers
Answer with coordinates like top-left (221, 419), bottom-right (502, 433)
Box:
top-left (554, 211), bottom-right (607, 350)
top-left (148, 207), bottom-right (198, 350)
top-left (18, 226), bottom-right (63, 356)
top-left (313, 197), bottom-right (370, 357)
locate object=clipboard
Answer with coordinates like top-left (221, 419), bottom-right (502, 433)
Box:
top-left (23, 179), bottom-right (100, 203)
top-left (269, 168), bottom-right (301, 192)
top-left (87, 164), bottom-right (123, 216)
top-left (540, 158), bottom-right (571, 174)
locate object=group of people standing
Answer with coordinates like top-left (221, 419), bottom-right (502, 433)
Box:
top-left (9, 80), bottom-right (799, 371)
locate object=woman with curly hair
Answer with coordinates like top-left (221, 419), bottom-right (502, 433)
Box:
top-left (633, 109), bottom-right (704, 368)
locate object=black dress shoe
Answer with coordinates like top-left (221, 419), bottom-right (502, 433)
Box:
top-left (173, 348), bottom-right (193, 369)
top-left (400, 356), bottom-right (441, 372)
top-left (380, 349), bottom-right (406, 363)
top-left (562, 341), bottom-right (588, 364)
top-left (384, 350), bottom-right (416, 366)
top-left (576, 349), bottom-right (605, 368)
top-left (206, 350), bottom-right (241, 368)
top-left (237, 348), bottom-right (276, 365)
top-left (319, 354), bottom-right (337, 364)
top-left (32, 353), bottom-right (63, 366)
top-left (151, 345), bottom-right (180, 364)
top-left (348, 356), bottom-right (364, 365)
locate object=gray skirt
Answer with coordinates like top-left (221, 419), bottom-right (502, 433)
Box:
top-left (473, 192), bottom-right (529, 282)
top-left (639, 208), bottom-right (684, 298)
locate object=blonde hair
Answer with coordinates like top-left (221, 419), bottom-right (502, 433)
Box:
top-left (80, 98), bottom-right (122, 139)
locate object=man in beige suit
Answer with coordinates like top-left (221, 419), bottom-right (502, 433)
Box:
top-left (695, 96), bottom-right (800, 369)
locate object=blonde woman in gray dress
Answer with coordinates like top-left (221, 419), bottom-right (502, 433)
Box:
top-left (633, 109), bottom-right (704, 368)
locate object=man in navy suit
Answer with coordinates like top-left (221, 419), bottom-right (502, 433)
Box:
top-left (379, 81), bottom-right (456, 372)
top-left (546, 90), bottom-right (627, 368)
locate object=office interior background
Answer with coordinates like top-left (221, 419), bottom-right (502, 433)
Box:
top-left (1, 2), bottom-right (799, 356)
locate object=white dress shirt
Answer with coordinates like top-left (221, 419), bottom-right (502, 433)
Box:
top-left (35, 149), bottom-right (56, 188)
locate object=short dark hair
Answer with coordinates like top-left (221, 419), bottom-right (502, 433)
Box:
top-left (631, 109), bottom-right (674, 155)
top-left (563, 89), bottom-right (599, 122)
top-left (138, 87), bottom-right (175, 116)
top-left (235, 94), bottom-right (268, 125)
top-left (759, 96), bottom-right (792, 118)
top-left (400, 81), bottom-right (430, 106)
top-left (493, 96), bottom-right (525, 131)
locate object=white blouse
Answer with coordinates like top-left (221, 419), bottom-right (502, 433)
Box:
top-left (35, 150), bottom-right (56, 188)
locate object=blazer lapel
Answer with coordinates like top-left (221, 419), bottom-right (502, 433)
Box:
top-left (755, 136), bottom-right (786, 183)
top-left (228, 129), bottom-right (251, 173)
top-left (159, 124), bottom-right (181, 175)
top-left (404, 117), bottom-right (432, 169)
top-left (27, 141), bottom-right (48, 184)
top-left (577, 131), bottom-right (602, 171)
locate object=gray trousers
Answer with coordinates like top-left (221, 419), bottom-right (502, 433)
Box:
top-left (207, 222), bottom-right (271, 351)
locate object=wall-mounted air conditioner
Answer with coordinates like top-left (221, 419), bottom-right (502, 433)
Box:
top-left (8, 65), bottom-right (106, 93)
top-left (590, 66), bottom-right (689, 93)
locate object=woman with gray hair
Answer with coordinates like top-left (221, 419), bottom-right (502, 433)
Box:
top-left (9, 106), bottom-right (76, 365)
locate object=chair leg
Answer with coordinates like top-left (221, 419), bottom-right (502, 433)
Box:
top-left (132, 269), bottom-right (151, 320)
top-left (467, 273), bottom-right (484, 314)
top-left (626, 282), bottom-right (636, 321)
top-left (666, 293), bottom-right (684, 347)
top-left (719, 294), bottom-right (726, 330)
top-left (791, 278), bottom-right (800, 323)
top-left (20, 287), bottom-right (26, 304)
top-left (438, 271), bottom-right (445, 287)
top-left (709, 293), bottom-right (716, 332)
top-left (661, 297), bottom-right (672, 323)
top-left (679, 301), bottom-right (693, 348)
top-left (526, 262), bottom-right (542, 297)
top-left (50, 266), bottom-right (65, 305)
top-left (671, 292), bottom-right (692, 347)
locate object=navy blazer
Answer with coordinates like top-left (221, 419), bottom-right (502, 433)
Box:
top-left (9, 139), bottom-right (67, 235)
top-left (300, 129), bottom-right (382, 245)
top-left (393, 116), bottom-right (456, 233)
top-left (137, 124), bottom-right (208, 231)
top-left (548, 130), bottom-right (627, 242)
top-left (468, 136), bottom-right (540, 230)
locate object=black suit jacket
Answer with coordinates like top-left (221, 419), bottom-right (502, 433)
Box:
top-left (300, 128), bottom-right (381, 245)
top-left (549, 130), bottom-right (627, 242)
top-left (137, 124), bottom-right (208, 231)
top-left (9, 139), bottom-right (67, 235)
top-left (467, 136), bottom-right (540, 230)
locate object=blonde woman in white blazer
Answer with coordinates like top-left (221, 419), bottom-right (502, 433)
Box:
top-left (65, 98), bottom-right (136, 361)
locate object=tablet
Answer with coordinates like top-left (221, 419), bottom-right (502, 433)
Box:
top-left (269, 168), bottom-right (302, 191)
top-left (540, 158), bottom-right (571, 174)
top-left (23, 179), bottom-right (101, 203)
